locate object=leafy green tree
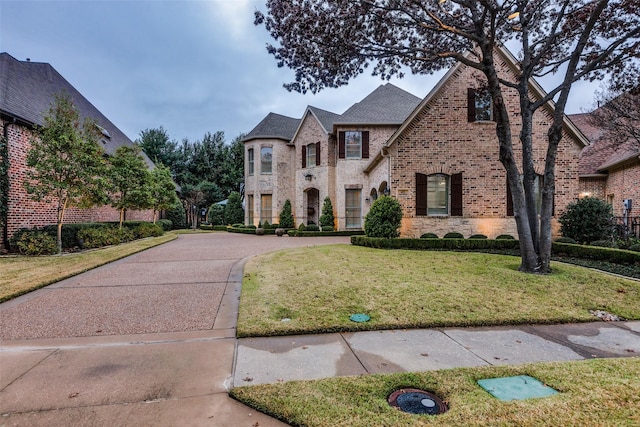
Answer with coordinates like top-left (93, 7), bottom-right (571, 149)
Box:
top-left (107, 145), bottom-right (153, 228)
top-left (319, 197), bottom-right (335, 229)
top-left (256, 0), bottom-right (639, 273)
top-left (224, 191), bottom-right (244, 225)
top-left (559, 197), bottom-right (615, 245)
top-left (364, 196), bottom-right (403, 239)
top-left (24, 94), bottom-right (106, 253)
top-left (149, 163), bottom-right (179, 223)
top-left (279, 199), bottom-right (294, 228)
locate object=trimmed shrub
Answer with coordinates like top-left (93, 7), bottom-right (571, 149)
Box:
top-left (552, 242), bottom-right (640, 265)
top-left (420, 233), bottom-right (438, 239)
top-left (298, 223), bottom-right (307, 231)
top-left (207, 203), bottom-right (225, 226)
top-left (232, 223), bottom-right (244, 228)
top-left (555, 237), bottom-right (577, 244)
top-left (559, 197), bottom-right (614, 244)
top-left (364, 196), bottom-right (403, 238)
top-left (443, 232), bottom-right (464, 239)
top-left (352, 236), bottom-right (520, 251)
top-left (166, 201), bottom-right (187, 229)
top-left (496, 234), bottom-right (515, 240)
top-left (321, 225), bottom-right (334, 232)
top-left (12, 229), bottom-right (57, 255)
top-left (591, 240), bottom-right (617, 248)
top-left (279, 199), bottom-right (295, 229)
top-left (306, 224), bottom-right (320, 231)
top-left (319, 197), bottom-right (335, 228)
top-left (77, 226), bottom-right (132, 249)
top-left (468, 234), bottom-right (488, 239)
top-left (263, 220), bottom-right (271, 229)
top-left (224, 191), bottom-right (244, 225)
top-left (132, 222), bottom-right (164, 238)
top-left (156, 219), bottom-right (173, 231)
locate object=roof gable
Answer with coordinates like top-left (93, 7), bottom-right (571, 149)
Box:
top-left (0, 52), bottom-right (149, 164)
top-left (334, 83), bottom-right (422, 126)
top-left (242, 112), bottom-right (300, 142)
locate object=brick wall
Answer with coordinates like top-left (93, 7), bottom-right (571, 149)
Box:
top-left (605, 160), bottom-right (640, 216)
top-left (384, 59), bottom-right (582, 238)
top-left (2, 120), bottom-right (153, 248)
top-left (578, 176), bottom-right (607, 200)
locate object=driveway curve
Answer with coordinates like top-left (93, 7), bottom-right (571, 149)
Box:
top-left (0, 232), bottom-right (350, 426)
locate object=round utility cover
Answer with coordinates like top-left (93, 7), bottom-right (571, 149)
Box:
top-left (388, 388), bottom-right (448, 415)
top-left (349, 313), bottom-right (370, 322)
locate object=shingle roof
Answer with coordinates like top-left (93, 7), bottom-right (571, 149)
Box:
top-left (0, 52), bottom-right (151, 165)
top-left (242, 112), bottom-right (300, 142)
top-left (307, 106), bottom-right (340, 133)
top-left (334, 83), bottom-right (422, 125)
top-left (570, 111), bottom-right (640, 174)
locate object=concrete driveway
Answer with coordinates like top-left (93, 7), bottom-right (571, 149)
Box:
top-left (0, 233), bottom-right (350, 427)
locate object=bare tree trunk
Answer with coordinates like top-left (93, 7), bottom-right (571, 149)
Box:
top-left (56, 197), bottom-right (68, 254)
top-left (119, 208), bottom-right (125, 229)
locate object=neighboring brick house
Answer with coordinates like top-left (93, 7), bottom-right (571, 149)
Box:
top-left (243, 47), bottom-right (589, 238)
top-left (571, 111), bottom-right (640, 218)
top-left (0, 52), bottom-right (154, 249)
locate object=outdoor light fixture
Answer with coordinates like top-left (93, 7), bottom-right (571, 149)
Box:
top-left (305, 173), bottom-right (313, 181)
top-left (383, 187), bottom-right (391, 196)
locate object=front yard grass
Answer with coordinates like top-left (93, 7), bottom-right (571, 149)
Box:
top-left (237, 245), bottom-right (640, 337)
top-left (0, 232), bottom-right (177, 302)
top-left (231, 357), bottom-right (640, 427)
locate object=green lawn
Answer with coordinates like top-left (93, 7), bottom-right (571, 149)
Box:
top-left (231, 358), bottom-right (640, 426)
top-left (237, 245), bottom-right (640, 337)
top-left (0, 232), bottom-right (177, 302)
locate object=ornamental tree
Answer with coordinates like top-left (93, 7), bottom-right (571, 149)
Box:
top-left (256, 0), bottom-right (640, 273)
top-left (107, 145), bottom-right (153, 229)
top-left (24, 94), bottom-right (107, 253)
top-left (149, 163), bottom-right (179, 224)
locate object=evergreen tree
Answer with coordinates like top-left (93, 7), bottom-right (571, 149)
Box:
top-left (279, 199), bottom-right (294, 228)
top-left (224, 191), bottom-right (244, 225)
top-left (319, 197), bottom-right (335, 228)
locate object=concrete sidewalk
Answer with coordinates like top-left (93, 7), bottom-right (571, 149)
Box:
top-left (1, 233), bottom-right (639, 426)
top-left (234, 321), bottom-right (640, 386)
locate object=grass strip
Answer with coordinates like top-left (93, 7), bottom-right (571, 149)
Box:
top-left (0, 232), bottom-right (177, 302)
top-left (237, 245), bottom-right (640, 337)
top-left (231, 357), bottom-right (640, 427)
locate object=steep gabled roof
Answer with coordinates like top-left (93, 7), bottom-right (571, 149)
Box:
top-left (365, 46), bottom-right (590, 173)
top-left (242, 112), bottom-right (300, 143)
top-left (334, 83), bottom-right (422, 127)
top-left (0, 52), bottom-right (151, 165)
top-left (308, 106), bottom-right (341, 133)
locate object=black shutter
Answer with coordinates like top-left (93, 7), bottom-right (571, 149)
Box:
top-left (362, 131), bottom-right (369, 159)
top-left (506, 178), bottom-right (513, 216)
top-left (338, 132), bottom-right (345, 159)
top-left (302, 145), bottom-right (306, 168)
top-left (467, 88), bottom-right (476, 122)
top-left (451, 173), bottom-right (463, 216)
top-left (316, 142), bottom-right (321, 166)
top-left (416, 173), bottom-right (428, 216)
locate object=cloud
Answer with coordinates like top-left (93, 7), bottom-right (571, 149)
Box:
top-left (210, 0), bottom-right (256, 41)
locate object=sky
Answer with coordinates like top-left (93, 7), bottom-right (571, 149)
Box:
top-left (1, 0), bottom-right (603, 145)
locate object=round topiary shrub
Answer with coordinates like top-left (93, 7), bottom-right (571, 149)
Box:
top-left (559, 197), bottom-right (614, 245)
top-left (364, 196), bottom-right (403, 238)
top-left (420, 233), bottom-right (438, 239)
top-left (496, 234), bottom-right (515, 240)
top-left (12, 229), bottom-right (57, 255)
top-left (321, 225), bottom-right (334, 232)
top-left (468, 234), bottom-right (488, 239)
top-left (443, 232), bottom-right (464, 239)
top-left (555, 237), bottom-right (577, 244)
top-left (306, 224), bottom-right (320, 232)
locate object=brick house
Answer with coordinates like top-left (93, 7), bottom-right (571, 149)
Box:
top-left (571, 111), bottom-right (640, 217)
top-left (243, 48), bottom-right (592, 238)
top-left (0, 53), bottom-right (154, 249)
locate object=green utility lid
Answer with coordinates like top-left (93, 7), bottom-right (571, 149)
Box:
top-left (349, 313), bottom-right (370, 323)
top-left (477, 375), bottom-right (558, 401)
